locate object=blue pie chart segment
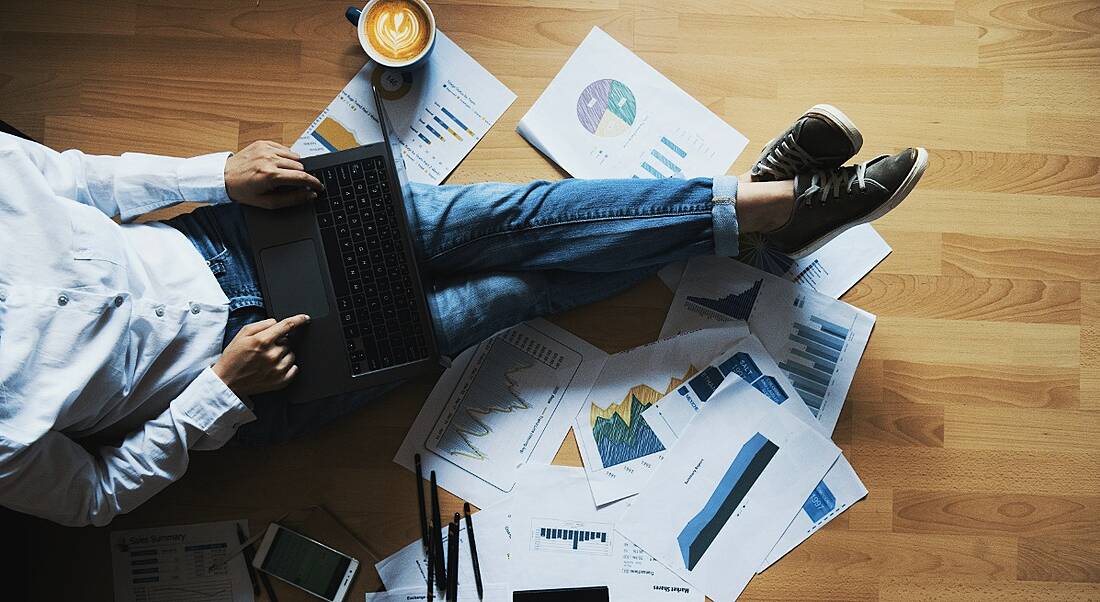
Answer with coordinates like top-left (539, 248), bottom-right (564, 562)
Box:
top-left (577, 79), bottom-right (637, 137)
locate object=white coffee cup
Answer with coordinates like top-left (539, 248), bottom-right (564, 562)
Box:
top-left (345, 0), bottom-right (437, 70)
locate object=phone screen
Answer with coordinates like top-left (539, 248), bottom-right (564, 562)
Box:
top-left (260, 528), bottom-right (351, 600)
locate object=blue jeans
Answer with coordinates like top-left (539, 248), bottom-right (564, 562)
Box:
top-left (166, 176), bottom-right (740, 445)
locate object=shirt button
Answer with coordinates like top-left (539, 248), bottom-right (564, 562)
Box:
top-left (155, 306), bottom-right (166, 317)
top-left (57, 294), bottom-right (69, 306)
top-left (113, 295), bottom-right (125, 307)
top-left (190, 304), bottom-right (201, 315)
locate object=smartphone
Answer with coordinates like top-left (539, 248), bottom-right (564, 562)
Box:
top-left (252, 523), bottom-right (359, 602)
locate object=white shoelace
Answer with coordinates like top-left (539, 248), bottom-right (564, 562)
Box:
top-left (755, 133), bottom-right (815, 178)
top-left (799, 156), bottom-right (885, 206)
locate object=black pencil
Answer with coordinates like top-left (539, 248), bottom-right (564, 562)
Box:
top-left (463, 502), bottom-right (484, 599)
top-left (426, 520), bottom-right (435, 602)
top-left (415, 454), bottom-right (429, 552)
top-left (447, 516), bottom-right (460, 602)
top-left (430, 470), bottom-right (447, 588)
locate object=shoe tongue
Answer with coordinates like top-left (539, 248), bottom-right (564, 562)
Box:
top-left (797, 117), bottom-right (851, 158)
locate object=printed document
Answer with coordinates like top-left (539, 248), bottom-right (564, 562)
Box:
top-left (395, 319), bottom-right (606, 507)
top-left (366, 584), bottom-right (509, 601)
top-left (292, 32), bottom-right (515, 184)
top-left (658, 224), bottom-right (891, 299)
top-left (111, 520), bottom-right (254, 602)
top-left (660, 256), bottom-right (875, 435)
top-left (507, 466), bottom-right (701, 602)
top-left (572, 326), bottom-right (750, 507)
top-left (517, 27), bottom-right (747, 179)
top-left (618, 383), bottom-right (840, 602)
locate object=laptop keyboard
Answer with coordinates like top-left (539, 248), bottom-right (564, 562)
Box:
top-left (311, 157), bottom-right (431, 375)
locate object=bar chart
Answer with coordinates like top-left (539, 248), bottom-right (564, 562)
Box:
top-left (776, 304), bottom-right (855, 417)
top-left (531, 518), bottom-right (613, 556)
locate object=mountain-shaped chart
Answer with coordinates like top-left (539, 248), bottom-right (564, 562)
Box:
top-left (443, 359), bottom-right (534, 460)
top-left (684, 279), bottom-right (763, 322)
top-left (590, 366), bottom-right (697, 468)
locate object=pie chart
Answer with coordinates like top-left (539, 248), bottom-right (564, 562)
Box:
top-left (577, 79), bottom-right (637, 137)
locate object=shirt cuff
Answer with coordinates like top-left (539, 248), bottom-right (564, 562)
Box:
top-left (174, 366), bottom-right (256, 448)
top-left (177, 152), bottom-right (233, 204)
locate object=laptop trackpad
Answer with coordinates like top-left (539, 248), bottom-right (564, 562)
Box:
top-left (259, 239), bottom-right (330, 319)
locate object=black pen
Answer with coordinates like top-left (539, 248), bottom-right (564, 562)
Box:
top-left (235, 523), bottom-right (260, 596)
top-left (426, 520), bottom-right (435, 602)
top-left (463, 502), bottom-right (484, 600)
top-left (447, 516), bottom-right (460, 602)
top-left (430, 470), bottom-right (447, 588)
top-left (415, 454), bottom-right (429, 552)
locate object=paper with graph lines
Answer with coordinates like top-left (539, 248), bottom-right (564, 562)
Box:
top-left (572, 326), bottom-right (750, 507)
top-left (394, 319), bottom-right (606, 507)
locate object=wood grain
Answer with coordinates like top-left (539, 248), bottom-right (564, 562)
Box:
top-left (3, 0), bottom-right (1099, 600)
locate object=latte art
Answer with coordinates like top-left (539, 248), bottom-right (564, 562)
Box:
top-left (364, 0), bottom-right (432, 62)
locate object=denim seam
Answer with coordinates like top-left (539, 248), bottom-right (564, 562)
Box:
top-left (426, 207), bottom-right (713, 261)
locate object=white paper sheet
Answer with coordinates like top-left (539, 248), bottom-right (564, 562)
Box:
top-left (572, 326), bottom-right (750, 507)
top-left (365, 583), bottom-right (509, 601)
top-left (659, 256), bottom-right (875, 435)
top-left (395, 319), bottom-right (606, 507)
top-left (618, 383), bottom-right (840, 602)
top-left (111, 520), bottom-right (254, 602)
top-left (517, 27), bottom-right (747, 180)
top-left (507, 466), bottom-right (701, 602)
top-left (658, 225), bottom-right (891, 299)
top-left (292, 32), bottom-right (515, 184)
top-left (375, 499), bottom-right (513, 593)
top-left (635, 335), bottom-right (869, 573)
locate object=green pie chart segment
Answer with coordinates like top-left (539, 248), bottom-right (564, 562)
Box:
top-left (577, 79), bottom-right (637, 137)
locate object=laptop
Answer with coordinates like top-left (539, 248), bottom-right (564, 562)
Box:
top-left (242, 86), bottom-right (439, 403)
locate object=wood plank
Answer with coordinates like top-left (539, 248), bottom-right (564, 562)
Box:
top-left (1004, 67), bottom-right (1100, 113)
top-left (44, 116), bottom-right (238, 156)
top-left (978, 27), bottom-right (1100, 68)
top-left (237, 121), bottom-right (285, 149)
top-left (943, 406), bottom-right (1100, 453)
top-left (955, 0), bottom-right (1100, 33)
top-left (864, 0), bottom-right (956, 26)
top-left (844, 273), bottom-right (1079, 324)
top-left (893, 490), bottom-right (1100, 537)
top-left (849, 447), bottom-right (1100, 496)
top-left (943, 233), bottom-right (1100, 281)
top-left (847, 486), bottom-right (894, 532)
top-left (1082, 282), bottom-right (1100, 411)
top-left (922, 149), bottom-right (1100, 197)
top-left (775, 66), bottom-right (1002, 109)
top-left (864, 229), bottom-right (943, 276)
top-left (1028, 111), bottom-right (1100, 157)
top-left (880, 579), bottom-right (1100, 601)
top-left (0, 0), bottom-right (137, 35)
top-left (865, 316), bottom-right (1079, 368)
top-left (883, 361), bottom-right (1079, 410)
top-left (1017, 536), bottom-right (1100, 583)
top-left (849, 399), bottom-right (945, 447)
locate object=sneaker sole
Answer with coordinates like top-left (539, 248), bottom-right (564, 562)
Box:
top-left (786, 147), bottom-right (929, 259)
top-left (753, 104), bottom-right (863, 180)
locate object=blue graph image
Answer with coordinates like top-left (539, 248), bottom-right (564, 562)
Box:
top-left (802, 480), bottom-right (837, 523)
top-left (684, 279), bottom-right (763, 322)
top-left (639, 136), bottom-right (689, 178)
top-left (777, 308), bottom-right (853, 416)
top-left (531, 519), bottom-right (612, 556)
top-left (678, 352), bottom-right (788, 405)
top-left (678, 432), bottom-right (779, 571)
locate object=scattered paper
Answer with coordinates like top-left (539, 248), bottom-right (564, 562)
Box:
top-left (111, 520), bottom-right (254, 602)
top-left (572, 326), bottom-right (750, 507)
top-left (517, 27), bottom-right (747, 180)
top-left (293, 32), bottom-right (516, 184)
top-left (658, 224), bottom-right (891, 299)
top-left (394, 319), bottom-right (606, 507)
top-left (365, 583), bottom-right (509, 601)
top-left (659, 256), bottom-right (875, 435)
top-left (618, 382), bottom-right (840, 602)
top-left (507, 466), bottom-right (700, 601)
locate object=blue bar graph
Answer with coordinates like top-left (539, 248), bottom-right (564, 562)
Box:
top-left (641, 162), bottom-right (663, 178)
top-left (531, 519), bottom-right (612, 556)
top-left (661, 136), bottom-right (688, 158)
top-left (650, 149), bottom-right (684, 176)
top-left (777, 311), bottom-right (853, 417)
top-left (440, 105), bottom-right (474, 135)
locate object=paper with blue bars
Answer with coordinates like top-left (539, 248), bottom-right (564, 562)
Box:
top-left (617, 383), bottom-right (840, 602)
top-left (659, 255), bottom-right (875, 436)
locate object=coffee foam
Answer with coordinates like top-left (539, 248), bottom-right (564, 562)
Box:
top-left (364, 0), bottom-right (431, 62)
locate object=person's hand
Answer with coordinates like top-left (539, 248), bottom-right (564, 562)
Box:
top-left (224, 141), bottom-right (325, 209)
top-left (212, 314), bottom-right (311, 398)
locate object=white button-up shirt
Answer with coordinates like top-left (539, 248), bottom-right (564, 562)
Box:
top-left (0, 132), bottom-right (256, 526)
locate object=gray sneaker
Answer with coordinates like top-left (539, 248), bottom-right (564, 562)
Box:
top-left (764, 148), bottom-right (929, 258)
top-left (751, 104), bottom-right (863, 182)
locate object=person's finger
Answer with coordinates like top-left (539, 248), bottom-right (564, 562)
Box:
top-left (275, 158), bottom-right (306, 172)
top-left (280, 364), bottom-right (300, 384)
top-left (257, 314), bottom-right (310, 344)
top-left (271, 168), bottom-right (324, 192)
top-left (268, 144), bottom-right (300, 161)
top-left (275, 352), bottom-right (295, 372)
top-left (239, 318), bottom-right (276, 336)
top-left (262, 188), bottom-right (317, 209)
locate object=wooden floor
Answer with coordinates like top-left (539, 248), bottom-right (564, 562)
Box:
top-left (3, 0), bottom-right (1100, 599)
